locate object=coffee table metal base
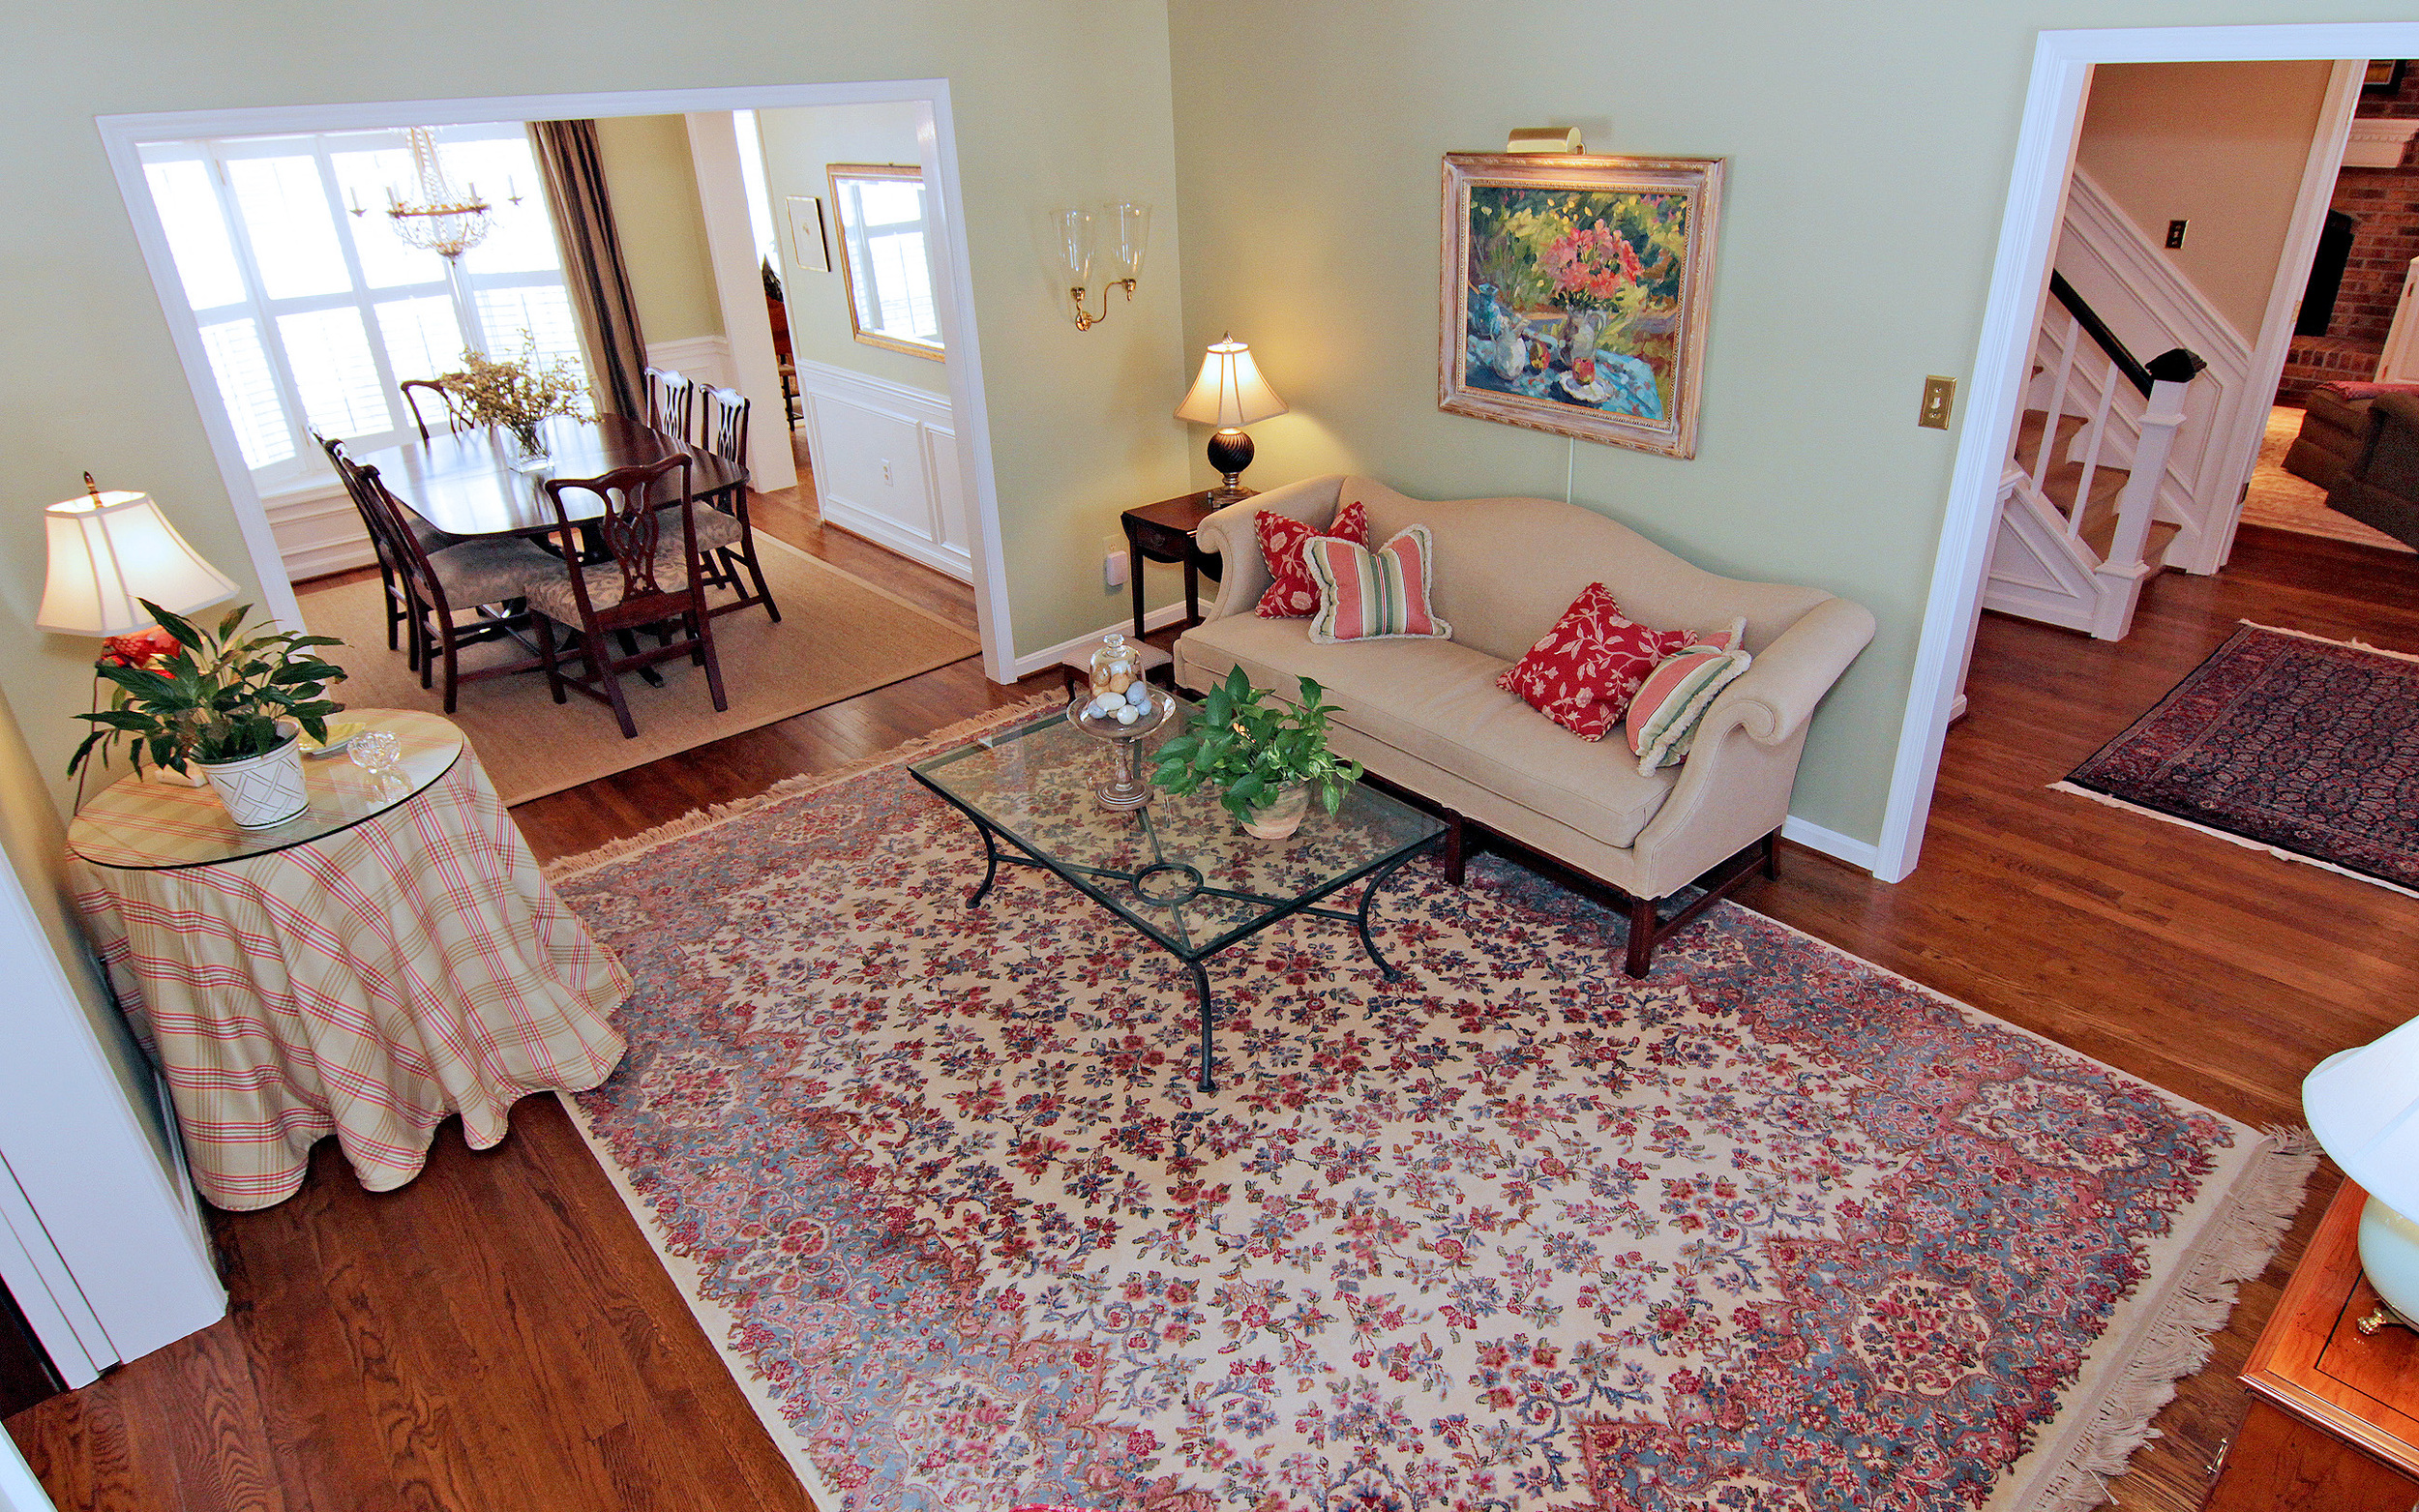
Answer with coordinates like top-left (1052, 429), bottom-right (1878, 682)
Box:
top-left (955, 816), bottom-right (1431, 1091)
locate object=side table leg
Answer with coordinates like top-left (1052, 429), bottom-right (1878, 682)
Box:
top-left (1126, 519), bottom-right (1149, 639)
top-left (1190, 961), bottom-right (1217, 1093)
top-left (970, 824), bottom-right (1001, 907)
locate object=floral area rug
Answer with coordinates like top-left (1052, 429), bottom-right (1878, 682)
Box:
top-left (2058, 621), bottom-right (2419, 898)
top-left (552, 708), bottom-right (2311, 1512)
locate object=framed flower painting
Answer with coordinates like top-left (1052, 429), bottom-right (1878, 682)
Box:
top-left (1438, 154), bottom-right (1725, 459)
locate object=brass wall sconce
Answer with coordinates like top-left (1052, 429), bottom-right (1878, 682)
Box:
top-left (1046, 201), bottom-right (1151, 330)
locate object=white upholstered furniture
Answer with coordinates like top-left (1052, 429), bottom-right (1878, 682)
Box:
top-left (1174, 473), bottom-right (1875, 974)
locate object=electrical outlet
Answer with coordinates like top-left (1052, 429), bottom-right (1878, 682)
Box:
top-left (880, 460), bottom-right (894, 486)
top-left (1918, 375), bottom-right (1956, 430)
top-left (1104, 548), bottom-right (1130, 588)
top-left (2165, 220), bottom-right (2188, 250)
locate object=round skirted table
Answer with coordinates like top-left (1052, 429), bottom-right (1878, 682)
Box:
top-left (66, 709), bottom-right (630, 1211)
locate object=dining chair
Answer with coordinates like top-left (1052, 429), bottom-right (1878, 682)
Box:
top-left (354, 463), bottom-right (559, 712)
top-left (530, 455), bottom-right (728, 739)
top-left (685, 387), bottom-right (781, 623)
top-left (642, 367), bottom-right (697, 446)
top-left (399, 379), bottom-right (468, 442)
top-left (318, 434), bottom-right (418, 660)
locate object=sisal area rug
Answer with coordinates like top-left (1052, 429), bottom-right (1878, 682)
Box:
top-left (2058, 622), bottom-right (2419, 898)
top-left (299, 534), bottom-right (978, 805)
top-left (552, 706), bottom-right (2311, 1512)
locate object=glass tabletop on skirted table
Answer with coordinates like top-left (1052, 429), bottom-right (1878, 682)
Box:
top-left (909, 697), bottom-right (1445, 1091)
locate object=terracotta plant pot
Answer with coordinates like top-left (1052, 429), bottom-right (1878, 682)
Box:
top-left (1239, 782), bottom-right (1311, 840)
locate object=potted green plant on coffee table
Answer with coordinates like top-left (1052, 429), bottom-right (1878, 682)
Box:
top-left (1150, 667), bottom-right (1363, 839)
top-left (68, 599), bottom-right (347, 829)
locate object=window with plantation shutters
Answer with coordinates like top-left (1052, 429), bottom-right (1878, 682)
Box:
top-left (138, 124), bottom-right (587, 492)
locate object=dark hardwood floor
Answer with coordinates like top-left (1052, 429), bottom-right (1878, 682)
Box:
top-left (9, 501), bottom-right (2414, 1510)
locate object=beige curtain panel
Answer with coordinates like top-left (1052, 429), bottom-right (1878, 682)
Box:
top-left (528, 119), bottom-right (649, 420)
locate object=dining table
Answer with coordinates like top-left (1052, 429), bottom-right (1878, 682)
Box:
top-left (354, 413), bottom-right (747, 544)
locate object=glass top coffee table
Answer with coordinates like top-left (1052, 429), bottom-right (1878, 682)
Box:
top-left (910, 697), bottom-right (1444, 1091)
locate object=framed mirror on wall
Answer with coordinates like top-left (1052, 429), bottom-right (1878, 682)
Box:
top-left (826, 163), bottom-right (942, 360)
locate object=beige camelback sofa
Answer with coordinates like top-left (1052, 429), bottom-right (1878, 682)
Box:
top-left (1173, 474), bottom-right (1874, 974)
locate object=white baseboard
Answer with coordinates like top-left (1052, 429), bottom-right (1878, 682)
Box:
top-left (1781, 815), bottom-right (1881, 874)
top-left (1011, 602), bottom-right (1192, 679)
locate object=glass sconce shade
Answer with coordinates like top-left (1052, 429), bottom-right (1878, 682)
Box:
top-left (1045, 207), bottom-right (1094, 287)
top-left (1096, 201), bottom-right (1150, 283)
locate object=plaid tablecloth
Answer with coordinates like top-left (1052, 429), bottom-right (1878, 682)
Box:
top-left (68, 726), bottom-right (630, 1210)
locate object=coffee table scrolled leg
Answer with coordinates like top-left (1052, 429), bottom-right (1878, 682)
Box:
top-left (1354, 848), bottom-right (1423, 979)
top-left (1190, 961), bottom-right (1217, 1093)
top-left (969, 823), bottom-right (1001, 907)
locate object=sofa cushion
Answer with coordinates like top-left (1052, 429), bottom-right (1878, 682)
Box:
top-left (1256, 497), bottom-right (1367, 618)
top-left (1180, 612), bottom-right (1681, 849)
top-left (1304, 525), bottom-right (1451, 643)
top-left (1628, 646), bottom-right (1753, 772)
top-left (1496, 581), bottom-right (1691, 741)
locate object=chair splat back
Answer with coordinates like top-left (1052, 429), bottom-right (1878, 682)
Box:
top-left (542, 455), bottom-right (698, 623)
top-left (399, 379), bottom-right (467, 441)
top-left (699, 387), bottom-right (751, 472)
top-left (642, 367), bottom-right (697, 446)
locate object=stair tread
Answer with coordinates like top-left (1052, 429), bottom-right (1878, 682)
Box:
top-left (2013, 408), bottom-right (2093, 475)
top-left (2078, 513), bottom-right (2183, 566)
top-left (2038, 459), bottom-right (2129, 517)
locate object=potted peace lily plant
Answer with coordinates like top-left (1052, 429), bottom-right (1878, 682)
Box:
top-left (68, 600), bottom-right (346, 829)
top-left (1150, 667), bottom-right (1362, 839)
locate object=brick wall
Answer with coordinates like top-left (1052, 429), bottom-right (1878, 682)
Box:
top-left (2285, 64), bottom-right (2419, 400)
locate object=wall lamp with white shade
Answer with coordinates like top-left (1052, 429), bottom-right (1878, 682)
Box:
top-left (1045, 201), bottom-right (1151, 330)
top-left (2306, 1016), bottom-right (2419, 1332)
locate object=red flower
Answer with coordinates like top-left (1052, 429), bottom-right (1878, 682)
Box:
top-left (101, 627), bottom-right (179, 668)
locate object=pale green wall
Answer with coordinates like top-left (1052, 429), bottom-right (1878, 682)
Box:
top-left (593, 113), bottom-right (724, 342)
top-left (1165, 0), bottom-right (2404, 846)
top-left (757, 103), bottom-right (948, 394)
top-left (2, 0), bottom-right (1191, 815)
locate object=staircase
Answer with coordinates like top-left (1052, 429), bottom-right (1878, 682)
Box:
top-left (1985, 274), bottom-right (2204, 642)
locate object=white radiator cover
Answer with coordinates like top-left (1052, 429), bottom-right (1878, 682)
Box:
top-left (793, 358), bottom-right (970, 582)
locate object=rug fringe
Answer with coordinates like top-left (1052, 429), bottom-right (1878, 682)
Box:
top-left (2046, 781), bottom-right (2419, 901)
top-left (2023, 1128), bottom-right (2319, 1512)
top-left (2237, 618), bottom-right (2419, 663)
top-left (544, 693), bottom-right (1062, 882)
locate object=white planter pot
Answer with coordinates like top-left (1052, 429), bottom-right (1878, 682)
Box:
top-left (1239, 782), bottom-right (1311, 840)
top-left (196, 731), bottom-right (310, 828)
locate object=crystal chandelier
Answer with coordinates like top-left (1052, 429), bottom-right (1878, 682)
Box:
top-left (378, 127), bottom-right (495, 261)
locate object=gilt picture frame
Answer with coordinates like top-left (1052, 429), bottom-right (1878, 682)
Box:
top-left (1439, 153), bottom-right (1725, 459)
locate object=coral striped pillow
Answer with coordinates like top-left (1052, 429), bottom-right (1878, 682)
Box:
top-left (1254, 500), bottom-right (1369, 618)
top-left (1302, 525), bottom-right (1452, 643)
top-left (1628, 646), bottom-right (1753, 772)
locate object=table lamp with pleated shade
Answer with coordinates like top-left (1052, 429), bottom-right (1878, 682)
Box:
top-left (37, 481), bottom-right (240, 636)
top-left (2305, 1016), bottom-right (2419, 1328)
top-left (1175, 335), bottom-right (1287, 503)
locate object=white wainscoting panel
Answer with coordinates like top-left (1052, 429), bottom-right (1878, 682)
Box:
top-left (643, 335), bottom-right (738, 397)
top-left (268, 480), bottom-right (375, 583)
top-left (794, 358), bottom-right (970, 581)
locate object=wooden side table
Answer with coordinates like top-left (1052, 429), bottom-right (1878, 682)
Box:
top-left (1122, 489), bottom-right (1244, 639)
top-left (2205, 1179), bottom-right (2419, 1510)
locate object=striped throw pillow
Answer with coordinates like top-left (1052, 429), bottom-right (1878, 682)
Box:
top-left (1303, 524), bottom-right (1452, 643)
top-left (1627, 646), bottom-right (1753, 773)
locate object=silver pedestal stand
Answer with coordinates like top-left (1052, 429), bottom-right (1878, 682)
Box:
top-left (1067, 689), bottom-right (1178, 809)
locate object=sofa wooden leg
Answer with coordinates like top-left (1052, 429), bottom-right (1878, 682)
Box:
top-left (1762, 828), bottom-right (1780, 881)
top-left (1442, 813), bottom-right (1468, 886)
top-left (1624, 896), bottom-right (1657, 978)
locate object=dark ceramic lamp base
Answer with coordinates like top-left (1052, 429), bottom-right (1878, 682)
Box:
top-left (1206, 427), bottom-right (1254, 502)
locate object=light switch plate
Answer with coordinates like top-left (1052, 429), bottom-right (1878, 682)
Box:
top-left (1919, 375), bottom-right (1956, 430)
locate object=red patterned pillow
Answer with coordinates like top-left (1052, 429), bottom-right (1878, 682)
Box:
top-left (1255, 499), bottom-right (1368, 618)
top-left (1496, 583), bottom-right (1694, 741)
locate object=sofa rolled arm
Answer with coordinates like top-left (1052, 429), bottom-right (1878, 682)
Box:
top-left (1191, 475), bottom-right (1345, 622)
top-left (1699, 595), bottom-right (1876, 746)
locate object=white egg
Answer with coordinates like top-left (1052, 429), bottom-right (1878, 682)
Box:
top-left (1116, 704), bottom-right (1139, 725)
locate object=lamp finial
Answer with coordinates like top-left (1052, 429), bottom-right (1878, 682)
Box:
top-left (83, 472), bottom-right (104, 506)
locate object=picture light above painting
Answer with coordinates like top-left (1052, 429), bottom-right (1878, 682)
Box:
top-left (1439, 153), bottom-right (1725, 460)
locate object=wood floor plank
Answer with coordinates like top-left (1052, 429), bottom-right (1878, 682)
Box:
top-left (10, 515), bottom-right (2412, 1511)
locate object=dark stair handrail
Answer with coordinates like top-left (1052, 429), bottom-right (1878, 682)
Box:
top-left (2047, 271), bottom-right (2207, 397)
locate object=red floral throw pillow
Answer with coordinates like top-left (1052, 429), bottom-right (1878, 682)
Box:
top-left (1496, 582), bottom-right (1694, 741)
top-left (1255, 499), bottom-right (1369, 618)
